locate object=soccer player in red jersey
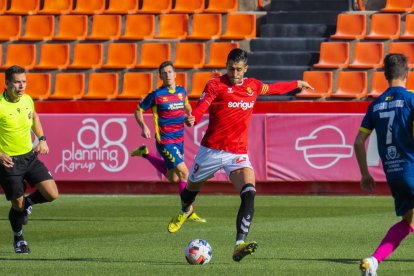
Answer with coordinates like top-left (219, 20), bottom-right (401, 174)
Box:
top-left (167, 48), bottom-right (313, 261)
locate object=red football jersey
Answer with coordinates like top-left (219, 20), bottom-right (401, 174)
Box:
top-left (192, 75), bottom-right (298, 153)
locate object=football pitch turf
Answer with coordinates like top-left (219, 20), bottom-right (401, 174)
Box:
top-left (0, 195), bottom-right (413, 275)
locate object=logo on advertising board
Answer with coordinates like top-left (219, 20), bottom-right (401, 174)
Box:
top-left (194, 119), bottom-right (209, 146)
top-left (55, 118), bottom-right (129, 173)
top-left (295, 125), bottom-right (353, 169)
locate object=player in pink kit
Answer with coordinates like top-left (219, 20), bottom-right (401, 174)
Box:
top-left (167, 48), bottom-right (313, 261)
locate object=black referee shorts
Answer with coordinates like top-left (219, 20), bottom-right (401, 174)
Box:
top-left (0, 151), bottom-right (53, 200)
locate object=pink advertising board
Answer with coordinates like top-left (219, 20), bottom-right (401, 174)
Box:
top-left (265, 114), bottom-right (385, 182)
top-left (38, 114), bottom-right (385, 182)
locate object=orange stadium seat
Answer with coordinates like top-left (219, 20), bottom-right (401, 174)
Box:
top-left (401, 14), bottom-right (414, 40)
top-left (21, 15), bottom-right (55, 41)
top-left (370, 71), bottom-right (388, 98)
top-left (139, 0), bottom-right (172, 13)
top-left (381, 0), bottom-right (413, 12)
top-left (365, 13), bottom-right (400, 40)
top-left (0, 44), bottom-right (36, 70)
top-left (35, 43), bottom-right (70, 69)
top-left (102, 43), bottom-right (137, 69)
top-left (25, 73), bottom-right (51, 100)
top-left (38, 0), bottom-right (72, 14)
top-left (333, 71), bottom-right (368, 99)
top-left (50, 73), bottom-right (85, 100)
top-left (136, 43), bottom-right (171, 69)
top-left (188, 13), bottom-right (222, 40)
top-left (189, 72), bottom-right (219, 98)
top-left (5, 0), bottom-right (39, 15)
top-left (104, 0), bottom-right (138, 14)
top-left (172, 0), bottom-right (204, 13)
top-left (157, 72), bottom-right (187, 89)
top-left (0, 15), bottom-right (22, 41)
top-left (314, 42), bottom-right (350, 68)
top-left (0, 73), bottom-right (4, 89)
top-left (84, 73), bottom-right (118, 99)
top-left (221, 13), bottom-right (256, 39)
top-left (118, 72), bottom-right (153, 99)
top-left (330, 13), bottom-right (366, 40)
top-left (407, 72), bottom-right (414, 90)
top-left (71, 0), bottom-right (105, 14)
top-left (120, 15), bottom-right (155, 40)
top-left (68, 43), bottom-right (103, 69)
top-left (86, 15), bottom-right (121, 40)
top-left (296, 71), bottom-right (333, 98)
top-left (205, 0), bottom-right (238, 13)
top-left (349, 42), bottom-right (384, 69)
top-left (389, 42), bottom-right (414, 68)
top-left (174, 43), bottom-right (205, 69)
top-left (155, 14), bottom-right (188, 39)
top-left (204, 42), bottom-right (239, 68)
top-left (0, 0), bottom-right (6, 14)
top-left (53, 15), bottom-right (88, 41)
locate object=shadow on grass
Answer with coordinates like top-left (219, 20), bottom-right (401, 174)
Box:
top-left (0, 218), bottom-right (108, 222)
top-left (0, 256), bottom-right (184, 265)
top-left (260, 257), bottom-right (414, 265)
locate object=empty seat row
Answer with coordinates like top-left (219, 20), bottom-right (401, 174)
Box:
top-left (0, 71), bottom-right (220, 100)
top-left (314, 41), bottom-right (414, 69)
top-left (297, 71), bottom-right (414, 99)
top-left (0, 42), bottom-right (239, 70)
top-left (331, 13), bottom-right (414, 41)
top-left (0, 13), bottom-right (256, 41)
top-left (0, 0), bottom-right (237, 15)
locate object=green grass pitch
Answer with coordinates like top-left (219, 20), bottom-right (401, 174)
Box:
top-left (0, 195), bottom-right (414, 275)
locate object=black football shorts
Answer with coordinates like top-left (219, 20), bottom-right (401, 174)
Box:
top-left (0, 151), bottom-right (53, 200)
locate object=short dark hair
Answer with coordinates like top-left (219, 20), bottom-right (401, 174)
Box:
top-left (384, 54), bottom-right (408, 82)
top-left (158, 61), bottom-right (175, 74)
top-left (5, 65), bottom-right (25, 83)
top-left (227, 48), bottom-right (248, 64)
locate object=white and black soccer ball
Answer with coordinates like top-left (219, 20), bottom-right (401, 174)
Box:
top-left (184, 239), bottom-right (212, 265)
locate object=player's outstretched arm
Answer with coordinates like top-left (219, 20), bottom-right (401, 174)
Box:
top-left (297, 80), bottom-right (314, 90)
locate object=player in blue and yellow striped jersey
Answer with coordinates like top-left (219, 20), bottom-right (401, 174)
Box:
top-left (131, 61), bottom-right (205, 223)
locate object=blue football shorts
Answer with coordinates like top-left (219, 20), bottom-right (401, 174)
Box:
top-left (156, 142), bottom-right (185, 170)
top-left (388, 175), bottom-right (414, 216)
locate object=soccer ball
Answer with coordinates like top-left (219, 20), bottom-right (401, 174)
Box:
top-left (184, 239), bottom-right (212, 265)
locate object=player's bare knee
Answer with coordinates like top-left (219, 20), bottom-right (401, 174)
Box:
top-left (11, 199), bottom-right (25, 212)
top-left (47, 190), bottom-right (59, 202)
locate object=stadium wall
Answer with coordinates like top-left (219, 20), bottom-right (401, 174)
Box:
top-left (33, 100), bottom-right (390, 195)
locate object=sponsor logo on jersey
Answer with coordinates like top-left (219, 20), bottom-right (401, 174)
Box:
top-left (168, 102), bottom-right (184, 110)
top-left (235, 156), bottom-right (247, 164)
top-left (227, 100), bottom-right (255, 110)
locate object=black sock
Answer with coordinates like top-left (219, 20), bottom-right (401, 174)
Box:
top-left (27, 190), bottom-right (49, 204)
top-left (9, 208), bottom-right (24, 234)
top-left (180, 188), bottom-right (198, 213)
top-left (236, 184), bottom-right (256, 242)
